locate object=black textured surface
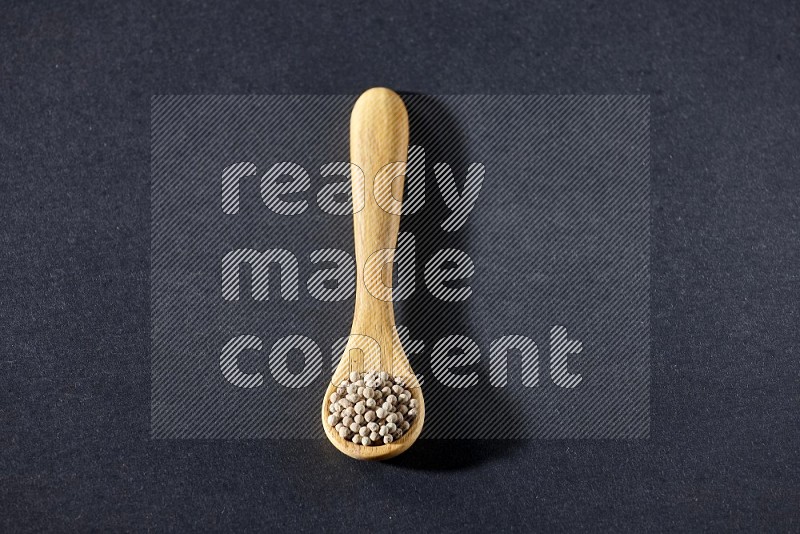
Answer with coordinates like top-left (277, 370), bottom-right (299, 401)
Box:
top-left (2, 1), bottom-right (798, 531)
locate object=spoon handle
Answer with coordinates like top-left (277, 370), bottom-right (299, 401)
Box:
top-left (350, 88), bottom-right (409, 332)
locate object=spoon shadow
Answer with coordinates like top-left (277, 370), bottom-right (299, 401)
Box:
top-left (385, 440), bottom-right (521, 471)
top-left (387, 92), bottom-right (525, 470)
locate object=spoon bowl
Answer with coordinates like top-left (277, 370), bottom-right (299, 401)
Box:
top-left (321, 380), bottom-right (425, 460)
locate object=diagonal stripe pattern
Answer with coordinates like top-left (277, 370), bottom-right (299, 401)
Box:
top-left (151, 95), bottom-right (650, 439)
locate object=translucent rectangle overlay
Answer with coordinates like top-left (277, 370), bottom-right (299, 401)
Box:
top-left (151, 95), bottom-right (650, 439)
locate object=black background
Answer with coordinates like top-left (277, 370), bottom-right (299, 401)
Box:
top-left (2, 0), bottom-right (798, 531)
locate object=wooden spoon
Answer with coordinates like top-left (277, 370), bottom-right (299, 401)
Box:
top-left (321, 88), bottom-right (425, 460)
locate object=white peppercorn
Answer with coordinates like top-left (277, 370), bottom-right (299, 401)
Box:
top-left (326, 370), bottom-right (417, 446)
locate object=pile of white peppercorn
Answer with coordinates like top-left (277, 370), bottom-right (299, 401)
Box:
top-left (326, 370), bottom-right (418, 446)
